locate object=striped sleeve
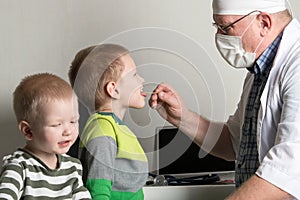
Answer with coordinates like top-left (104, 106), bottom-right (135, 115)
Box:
top-left (69, 158), bottom-right (92, 199)
top-left (0, 160), bottom-right (24, 199)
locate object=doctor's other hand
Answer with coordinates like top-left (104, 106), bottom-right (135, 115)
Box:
top-left (148, 83), bottom-right (188, 127)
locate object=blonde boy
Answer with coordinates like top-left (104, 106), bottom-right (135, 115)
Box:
top-left (0, 73), bottom-right (91, 199)
top-left (69, 44), bottom-right (148, 200)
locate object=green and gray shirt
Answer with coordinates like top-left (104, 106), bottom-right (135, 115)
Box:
top-left (0, 149), bottom-right (91, 199)
top-left (79, 112), bottom-right (148, 200)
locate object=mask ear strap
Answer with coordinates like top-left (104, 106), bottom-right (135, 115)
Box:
top-left (254, 37), bottom-right (265, 54)
top-left (285, 0), bottom-right (293, 18)
top-left (241, 14), bottom-right (257, 37)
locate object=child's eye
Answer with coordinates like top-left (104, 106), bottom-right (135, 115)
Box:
top-left (71, 120), bottom-right (78, 124)
top-left (50, 123), bottom-right (61, 127)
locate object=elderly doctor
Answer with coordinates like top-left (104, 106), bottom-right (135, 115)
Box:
top-left (149, 0), bottom-right (300, 199)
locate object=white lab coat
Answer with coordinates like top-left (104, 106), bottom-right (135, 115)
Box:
top-left (227, 18), bottom-right (300, 199)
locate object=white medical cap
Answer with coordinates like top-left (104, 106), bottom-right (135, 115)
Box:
top-left (212, 0), bottom-right (287, 15)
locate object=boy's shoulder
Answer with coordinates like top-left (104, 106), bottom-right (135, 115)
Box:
top-left (85, 112), bottom-right (120, 130)
top-left (2, 150), bottom-right (82, 170)
top-left (87, 112), bottom-right (124, 126)
top-left (3, 149), bottom-right (28, 164)
top-left (1, 149), bottom-right (33, 172)
top-left (80, 112), bottom-right (123, 144)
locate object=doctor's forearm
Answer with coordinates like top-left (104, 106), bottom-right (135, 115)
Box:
top-left (177, 110), bottom-right (210, 145)
top-left (226, 175), bottom-right (293, 200)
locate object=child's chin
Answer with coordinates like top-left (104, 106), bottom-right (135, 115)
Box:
top-left (130, 100), bottom-right (146, 108)
top-left (56, 148), bottom-right (70, 155)
top-left (135, 103), bottom-right (146, 109)
top-left (56, 151), bottom-right (68, 155)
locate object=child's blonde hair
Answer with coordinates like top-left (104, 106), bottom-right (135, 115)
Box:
top-left (68, 43), bottom-right (128, 112)
top-left (13, 73), bottom-right (75, 123)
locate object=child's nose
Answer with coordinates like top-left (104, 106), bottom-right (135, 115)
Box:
top-left (62, 126), bottom-right (72, 136)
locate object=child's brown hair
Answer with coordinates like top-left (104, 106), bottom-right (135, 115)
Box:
top-left (13, 73), bottom-right (75, 123)
top-left (68, 44), bottom-right (128, 112)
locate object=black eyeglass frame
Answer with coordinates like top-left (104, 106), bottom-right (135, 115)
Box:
top-left (212, 10), bottom-right (260, 34)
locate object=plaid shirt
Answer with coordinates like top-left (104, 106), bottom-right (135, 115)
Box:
top-left (235, 33), bottom-right (283, 187)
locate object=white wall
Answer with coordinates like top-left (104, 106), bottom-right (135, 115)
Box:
top-left (1, 0), bottom-right (299, 171)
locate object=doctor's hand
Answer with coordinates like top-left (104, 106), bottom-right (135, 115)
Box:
top-left (148, 83), bottom-right (188, 127)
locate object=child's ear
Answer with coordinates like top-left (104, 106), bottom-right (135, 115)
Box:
top-left (106, 81), bottom-right (120, 99)
top-left (19, 120), bottom-right (33, 140)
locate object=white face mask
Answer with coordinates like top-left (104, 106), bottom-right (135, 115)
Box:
top-left (215, 34), bottom-right (256, 68)
top-left (215, 16), bottom-right (263, 69)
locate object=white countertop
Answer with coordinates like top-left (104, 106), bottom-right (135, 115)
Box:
top-left (144, 172), bottom-right (235, 200)
top-left (143, 184), bottom-right (235, 200)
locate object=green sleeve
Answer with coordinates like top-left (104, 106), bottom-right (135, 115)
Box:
top-left (86, 179), bottom-right (112, 200)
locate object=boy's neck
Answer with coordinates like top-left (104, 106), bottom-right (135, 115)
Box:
top-left (23, 145), bottom-right (58, 169)
top-left (99, 108), bottom-right (113, 112)
top-left (99, 107), bottom-right (126, 120)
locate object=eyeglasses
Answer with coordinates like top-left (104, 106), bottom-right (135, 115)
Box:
top-left (212, 10), bottom-right (260, 34)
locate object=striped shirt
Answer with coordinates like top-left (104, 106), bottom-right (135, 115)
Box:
top-left (235, 33), bottom-right (283, 186)
top-left (79, 112), bottom-right (148, 200)
top-left (0, 149), bottom-right (91, 200)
